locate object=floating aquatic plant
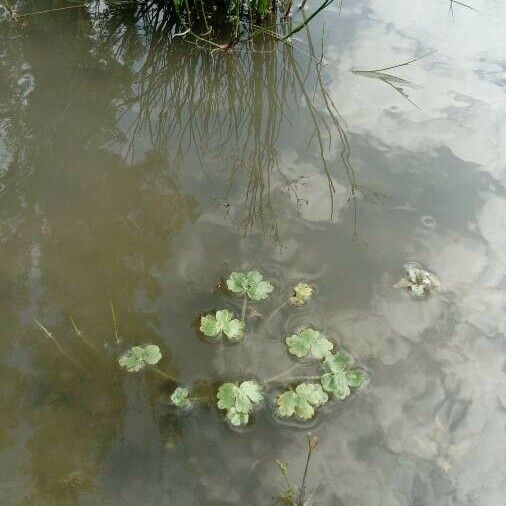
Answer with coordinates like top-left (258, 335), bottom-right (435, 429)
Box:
top-left (226, 270), bottom-right (274, 301)
top-left (168, 270), bottom-right (367, 428)
top-left (289, 282), bottom-right (314, 306)
top-left (217, 380), bottom-right (263, 426)
top-left (285, 328), bottom-right (333, 360)
top-left (394, 262), bottom-right (441, 298)
top-left (118, 344), bottom-right (162, 373)
top-left (170, 386), bottom-right (190, 408)
top-left (277, 383), bottom-right (328, 420)
top-left (200, 309), bottom-right (245, 340)
top-left (320, 352), bottom-right (364, 400)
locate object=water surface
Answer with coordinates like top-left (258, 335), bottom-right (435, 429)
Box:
top-left (0, 1), bottom-right (505, 504)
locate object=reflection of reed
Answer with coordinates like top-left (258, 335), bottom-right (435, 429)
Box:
top-left (104, 6), bottom-right (367, 243)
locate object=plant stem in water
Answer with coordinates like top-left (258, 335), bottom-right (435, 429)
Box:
top-left (33, 319), bottom-right (84, 370)
top-left (69, 315), bottom-right (100, 355)
top-left (297, 435), bottom-right (315, 505)
top-left (110, 302), bottom-right (120, 352)
top-left (262, 301), bottom-right (287, 329)
top-left (148, 365), bottom-right (178, 382)
top-left (241, 294), bottom-right (248, 321)
top-left (266, 365), bottom-right (321, 384)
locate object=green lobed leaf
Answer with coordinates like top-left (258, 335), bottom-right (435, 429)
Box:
top-left (277, 383), bottom-right (328, 421)
top-left (285, 328), bottom-right (333, 360)
top-left (234, 389), bottom-right (253, 414)
top-left (245, 271), bottom-right (274, 301)
top-left (217, 380), bottom-right (263, 423)
top-left (226, 272), bottom-right (248, 293)
top-left (200, 310), bottom-right (245, 340)
top-left (118, 345), bottom-right (162, 373)
top-left (295, 383), bottom-right (328, 406)
top-left (222, 317), bottom-right (245, 340)
top-left (323, 352), bottom-right (350, 373)
top-left (118, 346), bottom-right (145, 372)
top-left (321, 371), bottom-right (350, 400)
top-left (240, 380), bottom-right (263, 403)
top-left (200, 314), bottom-right (220, 337)
top-left (170, 386), bottom-right (190, 408)
top-left (215, 309), bottom-right (233, 328)
top-left (226, 270), bottom-right (273, 301)
top-left (143, 344), bottom-right (162, 365)
top-left (217, 380), bottom-right (263, 426)
top-left (217, 383), bottom-right (238, 410)
top-left (226, 407), bottom-right (249, 426)
top-left (346, 370), bottom-right (365, 387)
top-left (277, 391), bottom-right (298, 417)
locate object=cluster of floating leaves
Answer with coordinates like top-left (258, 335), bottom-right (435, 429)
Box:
top-left (276, 332), bottom-right (364, 421)
top-left (116, 263), bottom-right (440, 428)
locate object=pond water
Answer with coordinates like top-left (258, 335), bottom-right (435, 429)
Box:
top-left (0, 1), bottom-right (505, 505)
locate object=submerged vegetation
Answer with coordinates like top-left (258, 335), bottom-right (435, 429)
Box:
top-left (32, 262), bottom-right (441, 431)
top-left (151, 269), bottom-right (365, 426)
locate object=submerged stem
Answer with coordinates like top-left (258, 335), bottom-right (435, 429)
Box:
top-left (262, 301), bottom-right (287, 329)
top-left (69, 315), bottom-right (100, 355)
top-left (297, 435), bottom-right (315, 505)
top-left (33, 319), bottom-right (84, 370)
top-left (266, 362), bottom-right (303, 382)
top-left (241, 295), bottom-right (248, 321)
top-left (110, 302), bottom-right (120, 351)
top-left (148, 365), bottom-right (178, 382)
top-left (266, 365), bottom-right (321, 383)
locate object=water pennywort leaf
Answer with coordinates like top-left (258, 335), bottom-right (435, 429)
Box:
top-left (239, 380), bottom-right (263, 403)
top-left (289, 282), bottom-right (314, 306)
top-left (277, 383), bottom-right (328, 420)
top-left (143, 344), bottom-right (163, 365)
top-left (285, 328), bottom-right (333, 360)
top-left (320, 370), bottom-right (350, 400)
top-left (170, 386), bottom-right (190, 408)
top-left (320, 353), bottom-right (365, 400)
top-left (118, 344), bottom-right (162, 373)
top-left (217, 380), bottom-right (263, 426)
top-left (345, 370), bottom-right (365, 387)
top-left (200, 309), bottom-right (245, 340)
top-left (226, 270), bottom-right (274, 301)
top-left (226, 407), bottom-right (249, 426)
top-left (322, 352), bottom-right (349, 373)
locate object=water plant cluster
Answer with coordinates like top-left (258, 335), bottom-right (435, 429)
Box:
top-left (33, 262), bottom-right (440, 430)
top-left (118, 269), bottom-right (367, 427)
top-left (0, 0), bottom-right (335, 47)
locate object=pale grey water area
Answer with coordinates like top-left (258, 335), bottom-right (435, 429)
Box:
top-left (0, 0), bottom-right (505, 505)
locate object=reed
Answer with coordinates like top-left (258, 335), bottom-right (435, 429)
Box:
top-left (2, 0), bottom-right (337, 46)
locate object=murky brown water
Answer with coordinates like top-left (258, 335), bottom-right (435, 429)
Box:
top-left (1, 1), bottom-right (505, 505)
